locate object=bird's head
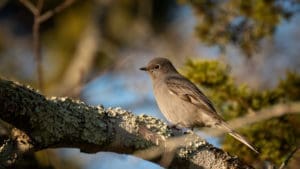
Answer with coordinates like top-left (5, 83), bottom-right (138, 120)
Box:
top-left (140, 57), bottom-right (178, 80)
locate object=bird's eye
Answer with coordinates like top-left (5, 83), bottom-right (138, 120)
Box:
top-left (154, 64), bottom-right (160, 69)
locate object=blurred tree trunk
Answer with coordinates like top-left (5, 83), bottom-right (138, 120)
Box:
top-left (0, 78), bottom-right (257, 169)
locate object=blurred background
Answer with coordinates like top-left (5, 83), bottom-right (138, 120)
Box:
top-left (0, 0), bottom-right (299, 168)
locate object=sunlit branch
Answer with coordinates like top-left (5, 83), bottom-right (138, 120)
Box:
top-left (202, 102), bottom-right (300, 136)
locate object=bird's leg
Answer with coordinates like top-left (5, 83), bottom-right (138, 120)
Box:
top-left (168, 123), bottom-right (192, 135)
top-left (168, 124), bottom-right (182, 131)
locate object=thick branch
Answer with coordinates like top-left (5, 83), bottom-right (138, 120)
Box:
top-left (0, 79), bottom-right (252, 168)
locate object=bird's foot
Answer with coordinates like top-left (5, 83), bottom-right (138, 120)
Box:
top-left (168, 124), bottom-right (182, 130)
top-left (168, 124), bottom-right (193, 135)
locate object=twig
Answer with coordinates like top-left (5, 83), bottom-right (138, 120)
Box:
top-left (36, 0), bottom-right (44, 12)
top-left (19, 0), bottom-right (37, 14)
top-left (202, 102), bottom-right (300, 136)
top-left (278, 146), bottom-right (299, 169)
top-left (33, 7), bottom-right (43, 92)
top-left (19, 0), bottom-right (76, 92)
top-left (38, 0), bottom-right (76, 23)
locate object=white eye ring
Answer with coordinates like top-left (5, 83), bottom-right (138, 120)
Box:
top-left (154, 64), bottom-right (160, 69)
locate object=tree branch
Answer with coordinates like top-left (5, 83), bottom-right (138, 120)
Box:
top-left (19, 0), bottom-right (38, 15)
top-left (279, 146), bottom-right (299, 169)
top-left (19, 0), bottom-right (76, 92)
top-left (0, 78), bottom-right (253, 169)
top-left (202, 102), bottom-right (300, 136)
top-left (38, 0), bottom-right (76, 23)
top-left (33, 14), bottom-right (43, 92)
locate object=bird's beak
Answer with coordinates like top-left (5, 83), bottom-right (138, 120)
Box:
top-left (139, 67), bottom-right (148, 71)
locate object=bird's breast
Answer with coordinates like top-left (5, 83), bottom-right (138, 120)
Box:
top-left (153, 81), bottom-right (200, 128)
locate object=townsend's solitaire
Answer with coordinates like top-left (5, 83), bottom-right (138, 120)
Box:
top-left (140, 57), bottom-right (259, 153)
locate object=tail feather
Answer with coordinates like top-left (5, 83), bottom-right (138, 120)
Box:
top-left (218, 122), bottom-right (259, 154)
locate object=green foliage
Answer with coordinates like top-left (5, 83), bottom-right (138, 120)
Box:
top-left (182, 58), bottom-right (300, 165)
top-left (186, 0), bottom-right (295, 57)
top-left (278, 72), bottom-right (300, 100)
top-left (184, 59), bottom-right (229, 86)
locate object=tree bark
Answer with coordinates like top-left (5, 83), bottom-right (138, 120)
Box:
top-left (0, 78), bottom-right (253, 169)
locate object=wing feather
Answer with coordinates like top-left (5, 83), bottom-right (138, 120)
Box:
top-left (165, 75), bottom-right (220, 119)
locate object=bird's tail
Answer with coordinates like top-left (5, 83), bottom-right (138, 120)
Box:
top-left (218, 122), bottom-right (259, 154)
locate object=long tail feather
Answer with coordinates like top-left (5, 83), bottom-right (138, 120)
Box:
top-left (218, 122), bottom-right (259, 154)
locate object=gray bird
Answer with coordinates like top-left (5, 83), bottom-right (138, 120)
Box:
top-left (140, 57), bottom-right (259, 153)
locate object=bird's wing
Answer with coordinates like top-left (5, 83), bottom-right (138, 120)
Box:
top-left (165, 75), bottom-right (220, 119)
